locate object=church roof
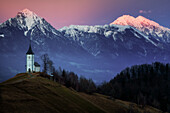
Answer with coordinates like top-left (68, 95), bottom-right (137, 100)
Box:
top-left (26, 44), bottom-right (34, 54)
top-left (34, 62), bottom-right (40, 67)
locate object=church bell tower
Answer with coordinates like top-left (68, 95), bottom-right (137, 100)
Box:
top-left (26, 42), bottom-right (34, 73)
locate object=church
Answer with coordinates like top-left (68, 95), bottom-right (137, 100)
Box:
top-left (26, 43), bottom-right (40, 73)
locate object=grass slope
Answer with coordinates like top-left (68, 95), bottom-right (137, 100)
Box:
top-left (78, 93), bottom-right (162, 113)
top-left (0, 73), bottom-right (162, 113)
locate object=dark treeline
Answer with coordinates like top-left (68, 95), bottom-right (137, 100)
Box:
top-left (41, 54), bottom-right (96, 94)
top-left (52, 69), bottom-right (96, 94)
top-left (97, 62), bottom-right (170, 112)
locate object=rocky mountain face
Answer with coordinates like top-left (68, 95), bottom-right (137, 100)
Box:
top-left (111, 15), bottom-right (170, 44)
top-left (59, 24), bottom-right (164, 58)
top-left (0, 9), bottom-right (86, 55)
top-left (0, 9), bottom-right (170, 83)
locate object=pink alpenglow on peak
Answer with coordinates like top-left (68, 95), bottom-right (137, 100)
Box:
top-left (110, 15), bottom-right (161, 29)
top-left (110, 15), bottom-right (170, 32)
top-left (17, 9), bottom-right (37, 18)
top-left (14, 9), bottom-right (43, 32)
top-left (110, 15), bottom-right (136, 26)
top-left (135, 16), bottom-right (160, 28)
top-left (110, 15), bottom-right (170, 40)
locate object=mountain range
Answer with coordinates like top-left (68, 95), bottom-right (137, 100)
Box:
top-left (0, 9), bottom-right (170, 83)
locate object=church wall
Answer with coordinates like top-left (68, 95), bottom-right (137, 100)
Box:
top-left (26, 54), bottom-right (34, 72)
top-left (34, 66), bottom-right (40, 72)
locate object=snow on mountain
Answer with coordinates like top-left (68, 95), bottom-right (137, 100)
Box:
top-left (59, 24), bottom-right (158, 47)
top-left (0, 9), bottom-right (88, 59)
top-left (60, 24), bottom-right (132, 38)
top-left (16, 8), bottom-right (42, 30)
top-left (110, 15), bottom-right (170, 43)
top-left (59, 24), bottom-right (163, 59)
top-left (0, 9), bottom-right (61, 38)
top-left (1, 9), bottom-right (41, 32)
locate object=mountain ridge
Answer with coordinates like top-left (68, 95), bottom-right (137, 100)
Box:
top-left (0, 9), bottom-right (170, 83)
top-left (110, 15), bottom-right (170, 43)
top-left (111, 15), bottom-right (170, 30)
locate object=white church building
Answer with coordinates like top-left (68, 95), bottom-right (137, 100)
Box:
top-left (26, 43), bottom-right (40, 73)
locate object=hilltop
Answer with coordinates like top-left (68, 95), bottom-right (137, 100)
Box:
top-left (0, 73), bottom-right (162, 113)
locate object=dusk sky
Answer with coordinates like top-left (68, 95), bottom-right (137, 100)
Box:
top-left (0, 0), bottom-right (169, 29)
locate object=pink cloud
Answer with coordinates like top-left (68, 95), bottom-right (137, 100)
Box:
top-left (139, 10), bottom-right (152, 14)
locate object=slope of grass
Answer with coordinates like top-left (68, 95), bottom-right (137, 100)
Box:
top-left (0, 73), bottom-right (104, 113)
top-left (0, 73), bottom-right (162, 113)
top-left (79, 93), bottom-right (162, 113)
top-left (1, 73), bottom-right (30, 84)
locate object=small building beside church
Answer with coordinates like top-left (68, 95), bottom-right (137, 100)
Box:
top-left (26, 43), bottom-right (40, 73)
top-left (34, 62), bottom-right (40, 72)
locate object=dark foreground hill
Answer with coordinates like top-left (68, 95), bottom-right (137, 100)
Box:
top-left (0, 73), bottom-right (161, 113)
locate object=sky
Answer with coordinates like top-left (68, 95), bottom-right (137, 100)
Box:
top-left (0, 0), bottom-right (169, 29)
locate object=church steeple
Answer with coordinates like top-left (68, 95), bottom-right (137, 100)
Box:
top-left (26, 40), bottom-right (34, 73)
top-left (26, 39), bottom-right (40, 73)
top-left (26, 40), bottom-right (34, 54)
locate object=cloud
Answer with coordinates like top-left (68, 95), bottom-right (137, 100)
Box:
top-left (69, 62), bottom-right (87, 68)
top-left (83, 69), bottom-right (113, 74)
top-left (139, 10), bottom-right (152, 14)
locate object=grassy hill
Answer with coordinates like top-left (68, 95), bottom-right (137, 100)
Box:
top-left (0, 73), bottom-right (162, 113)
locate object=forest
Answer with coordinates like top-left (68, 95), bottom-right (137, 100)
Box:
top-left (97, 62), bottom-right (170, 112)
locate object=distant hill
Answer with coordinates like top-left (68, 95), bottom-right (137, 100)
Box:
top-left (98, 62), bottom-right (170, 112)
top-left (0, 73), bottom-right (161, 113)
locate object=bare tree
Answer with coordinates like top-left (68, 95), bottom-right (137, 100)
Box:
top-left (41, 54), bottom-right (49, 73)
top-left (47, 60), bottom-right (53, 75)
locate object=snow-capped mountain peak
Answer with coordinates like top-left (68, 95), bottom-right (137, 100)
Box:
top-left (135, 16), bottom-right (160, 28)
top-left (110, 15), bottom-right (160, 28)
top-left (110, 15), bottom-right (170, 42)
top-left (15, 9), bottom-right (43, 31)
top-left (17, 9), bottom-right (37, 18)
top-left (110, 15), bottom-right (136, 26)
top-left (0, 8), bottom-right (62, 39)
